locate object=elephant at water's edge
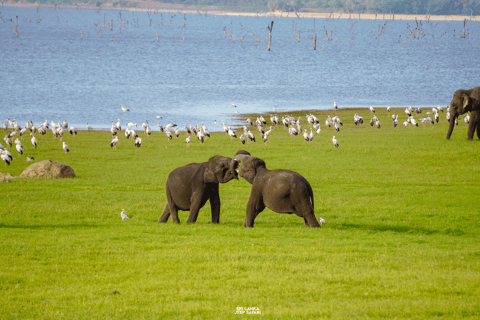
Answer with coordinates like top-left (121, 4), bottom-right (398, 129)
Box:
top-left (233, 150), bottom-right (322, 228)
top-left (158, 155), bottom-right (238, 224)
top-left (446, 86), bottom-right (480, 140)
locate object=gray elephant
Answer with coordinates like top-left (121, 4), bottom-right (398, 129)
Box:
top-left (446, 86), bottom-right (480, 140)
top-left (233, 150), bottom-right (323, 228)
top-left (158, 155), bottom-right (238, 224)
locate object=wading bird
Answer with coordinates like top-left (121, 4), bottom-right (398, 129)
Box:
top-left (121, 209), bottom-right (129, 220)
top-left (111, 136), bottom-right (119, 150)
top-left (30, 133), bottom-right (37, 148)
top-left (135, 137), bottom-right (142, 148)
top-left (121, 105), bottom-right (130, 112)
top-left (185, 135), bottom-right (191, 146)
top-left (62, 141), bottom-right (69, 154)
top-left (332, 136), bottom-right (339, 148)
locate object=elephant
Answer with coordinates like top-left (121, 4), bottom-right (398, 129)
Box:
top-left (158, 155), bottom-right (238, 224)
top-left (446, 86), bottom-right (480, 141)
top-left (233, 150), bottom-right (323, 228)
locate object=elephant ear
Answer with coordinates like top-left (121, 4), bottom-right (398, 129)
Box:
top-left (204, 166), bottom-right (219, 184)
top-left (462, 94), bottom-right (472, 112)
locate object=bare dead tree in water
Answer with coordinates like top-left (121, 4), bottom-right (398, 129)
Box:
top-left (8, 18), bottom-right (18, 37)
top-left (80, 28), bottom-right (83, 39)
top-left (267, 21), bottom-right (273, 51)
top-left (314, 34), bottom-right (317, 50)
top-left (250, 31), bottom-right (260, 42)
top-left (323, 26), bottom-right (329, 41)
top-left (460, 19), bottom-right (468, 38)
top-left (148, 13), bottom-right (152, 26)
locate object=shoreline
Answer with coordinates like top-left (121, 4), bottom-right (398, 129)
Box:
top-left (2, 2), bottom-right (478, 22)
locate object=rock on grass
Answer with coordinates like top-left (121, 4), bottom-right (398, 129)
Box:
top-left (19, 160), bottom-right (75, 179)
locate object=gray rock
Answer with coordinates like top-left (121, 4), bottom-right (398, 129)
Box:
top-left (19, 160), bottom-right (75, 179)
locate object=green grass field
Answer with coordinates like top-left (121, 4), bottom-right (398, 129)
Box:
top-left (1, 108), bottom-right (479, 319)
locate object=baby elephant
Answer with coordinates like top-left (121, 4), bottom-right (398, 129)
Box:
top-left (158, 155), bottom-right (238, 224)
top-left (233, 150), bottom-right (323, 228)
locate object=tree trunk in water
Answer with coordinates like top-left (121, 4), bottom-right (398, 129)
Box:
top-left (267, 21), bottom-right (273, 51)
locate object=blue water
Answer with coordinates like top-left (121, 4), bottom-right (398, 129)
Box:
top-left (1, 7), bottom-right (479, 131)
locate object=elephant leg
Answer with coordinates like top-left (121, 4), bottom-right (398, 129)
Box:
top-left (186, 195), bottom-right (204, 224)
top-left (476, 122), bottom-right (480, 140)
top-left (158, 204), bottom-right (171, 223)
top-left (468, 110), bottom-right (479, 141)
top-left (209, 191), bottom-right (221, 224)
top-left (296, 203), bottom-right (320, 228)
top-left (244, 194), bottom-right (265, 227)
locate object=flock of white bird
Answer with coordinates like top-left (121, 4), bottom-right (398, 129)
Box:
top-left (2, 102), bottom-right (460, 167)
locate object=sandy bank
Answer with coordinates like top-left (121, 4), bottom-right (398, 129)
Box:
top-left (2, 1), bottom-right (479, 22)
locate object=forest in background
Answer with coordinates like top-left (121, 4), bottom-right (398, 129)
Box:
top-left (14, 0), bottom-right (480, 15)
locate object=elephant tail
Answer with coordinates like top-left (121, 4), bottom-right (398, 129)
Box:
top-left (307, 180), bottom-right (314, 211)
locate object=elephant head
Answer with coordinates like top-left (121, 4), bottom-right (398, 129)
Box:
top-left (447, 88), bottom-right (480, 140)
top-left (233, 150), bottom-right (266, 184)
top-left (204, 155), bottom-right (239, 184)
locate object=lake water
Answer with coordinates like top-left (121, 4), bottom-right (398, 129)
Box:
top-left (1, 7), bottom-right (479, 131)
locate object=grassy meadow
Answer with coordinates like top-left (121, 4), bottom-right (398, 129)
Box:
top-left (1, 107), bottom-right (479, 319)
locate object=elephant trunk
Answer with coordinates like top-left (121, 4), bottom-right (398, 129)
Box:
top-left (230, 158), bottom-right (239, 179)
top-left (446, 112), bottom-right (458, 140)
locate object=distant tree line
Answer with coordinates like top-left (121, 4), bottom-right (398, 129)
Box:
top-left (24, 0), bottom-right (480, 15)
top-left (162, 0), bottom-right (480, 15)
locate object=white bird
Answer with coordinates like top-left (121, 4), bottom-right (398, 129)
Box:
top-left (16, 142), bottom-right (23, 156)
top-left (165, 123), bottom-right (177, 131)
top-left (165, 129), bottom-right (173, 141)
top-left (155, 116), bottom-right (162, 120)
top-left (146, 126), bottom-right (152, 137)
top-left (387, 106), bottom-right (391, 112)
top-left (231, 103), bottom-right (236, 108)
top-left (184, 124), bottom-right (191, 134)
top-left (185, 135), bottom-right (191, 146)
top-left (157, 123), bottom-right (164, 132)
top-left (63, 120), bottom-right (68, 129)
top-left (69, 126), bottom-right (77, 136)
top-left (4, 135), bottom-right (12, 147)
top-left (369, 106), bottom-right (375, 114)
top-left (120, 105), bottom-right (130, 112)
top-left (125, 128), bottom-right (131, 139)
top-left (110, 122), bottom-right (117, 137)
top-left (197, 130), bottom-right (205, 143)
top-left (375, 119), bottom-right (381, 130)
top-left (334, 101), bottom-right (338, 109)
top-left (121, 209), bottom-right (129, 221)
top-left (246, 130), bottom-right (256, 142)
top-left (30, 133), bottom-right (37, 148)
top-left (135, 137), bottom-right (142, 148)
top-left (332, 136), bottom-right (339, 148)
top-left (116, 119), bottom-right (121, 131)
top-left (111, 136), bottom-right (119, 150)
top-left (303, 129), bottom-right (310, 142)
top-left (405, 108), bottom-right (412, 116)
top-left (334, 121), bottom-right (340, 132)
top-left (86, 123), bottom-right (92, 130)
top-left (289, 126), bottom-right (298, 136)
top-left (240, 134), bottom-right (246, 145)
top-left (464, 114), bottom-right (470, 124)
top-left (309, 128), bottom-right (314, 141)
top-left (62, 141), bottom-right (69, 154)
top-left (1, 150), bottom-right (11, 166)
top-left (228, 127), bottom-right (237, 139)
